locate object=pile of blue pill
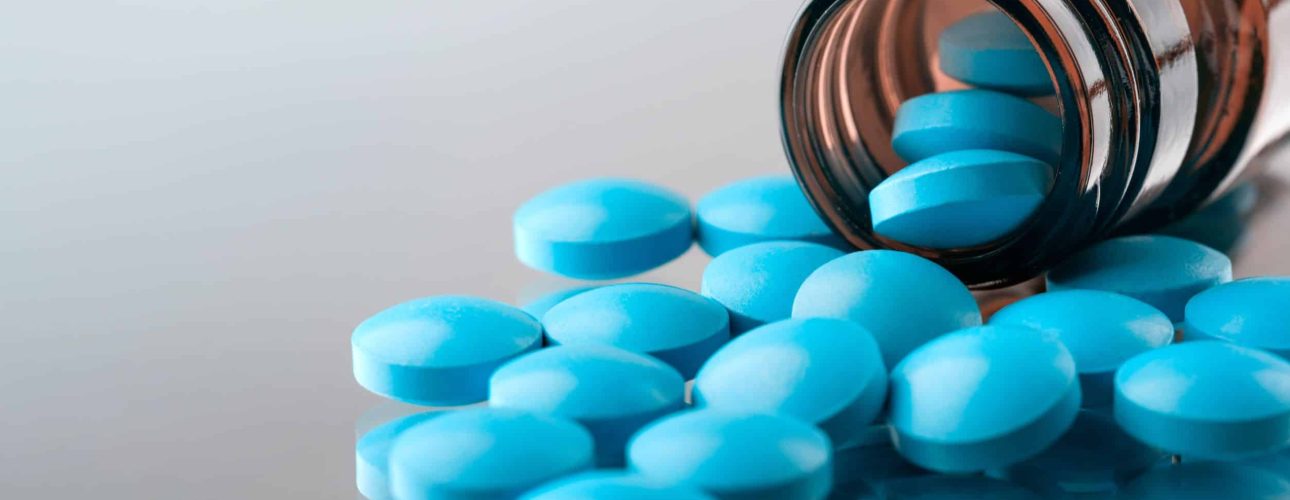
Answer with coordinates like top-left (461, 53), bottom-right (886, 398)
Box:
top-left (351, 11), bottom-right (1290, 500)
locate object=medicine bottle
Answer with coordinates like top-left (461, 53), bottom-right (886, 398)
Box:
top-left (780, 0), bottom-right (1290, 287)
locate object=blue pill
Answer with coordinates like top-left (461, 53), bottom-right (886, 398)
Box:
top-left (514, 178), bottom-right (693, 280)
top-left (695, 175), bottom-right (847, 256)
top-left (889, 325), bottom-right (1080, 473)
top-left (1184, 277), bottom-right (1290, 357)
top-left (356, 412), bottom-right (439, 500)
top-left (1115, 341), bottom-right (1290, 460)
top-left (938, 11), bottom-right (1053, 96)
top-left (700, 242), bottom-right (845, 335)
top-left (869, 149), bottom-right (1053, 248)
top-left (352, 296), bottom-right (542, 406)
top-left (988, 409), bottom-right (1162, 496)
top-left (542, 283), bottom-right (730, 379)
top-left (628, 410), bottom-right (833, 500)
top-left (1047, 235), bottom-right (1232, 322)
top-left (489, 345), bottom-right (685, 467)
top-left (522, 471), bottom-right (712, 500)
top-left (693, 318), bottom-right (887, 446)
top-left (891, 89), bottom-right (1062, 165)
top-left (876, 476), bottom-right (1041, 500)
top-left (990, 290), bottom-right (1174, 408)
top-left (388, 408), bottom-right (594, 500)
top-left (1119, 462), bottom-right (1290, 499)
top-left (520, 286), bottom-right (598, 320)
top-left (792, 250), bottom-right (981, 368)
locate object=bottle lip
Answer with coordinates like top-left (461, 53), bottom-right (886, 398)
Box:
top-left (779, 0), bottom-right (1193, 288)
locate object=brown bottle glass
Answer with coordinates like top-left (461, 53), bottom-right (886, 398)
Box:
top-left (780, 0), bottom-right (1290, 288)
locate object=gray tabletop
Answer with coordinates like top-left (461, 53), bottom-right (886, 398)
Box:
top-left (5, 1), bottom-right (1290, 498)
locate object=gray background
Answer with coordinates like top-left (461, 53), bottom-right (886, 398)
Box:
top-left (4, 1), bottom-right (1289, 498)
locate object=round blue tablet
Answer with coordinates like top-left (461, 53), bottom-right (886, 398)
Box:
top-left (693, 318), bottom-right (887, 446)
top-left (989, 290), bottom-right (1174, 408)
top-left (514, 178), bottom-right (693, 280)
top-left (891, 89), bottom-right (1062, 165)
top-left (988, 410), bottom-right (1162, 496)
top-left (889, 325), bottom-right (1080, 473)
top-left (1047, 235), bottom-right (1233, 322)
top-left (792, 250), bottom-right (981, 368)
top-left (700, 242), bottom-right (845, 335)
top-left (1120, 463), bottom-right (1290, 499)
top-left (520, 286), bottom-right (598, 320)
top-left (695, 175), bottom-right (846, 256)
top-left (356, 412), bottom-right (439, 500)
top-left (352, 296), bottom-right (543, 406)
top-left (542, 283), bottom-right (730, 379)
top-left (938, 11), bottom-right (1054, 96)
top-left (628, 410), bottom-right (833, 500)
top-left (388, 408), bottom-right (594, 500)
top-left (1115, 341), bottom-right (1290, 460)
top-left (522, 471), bottom-right (712, 500)
top-left (489, 345), bottom-right (685, 467)
top-left (869, 149), bottom-right (1053, 248)
top-left (877, 476), bottom-right (1041, 500)
top-left (1184, 278), bottom-right (1290, 357)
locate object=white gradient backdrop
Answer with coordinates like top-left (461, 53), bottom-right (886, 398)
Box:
top-left (3, 1), bottom-right (1289, 498)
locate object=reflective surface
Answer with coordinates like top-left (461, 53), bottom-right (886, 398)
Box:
top-left (3, 1), bottom-right (1290, 498)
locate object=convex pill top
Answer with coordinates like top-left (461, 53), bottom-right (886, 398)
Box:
top-left (514, 178), bottom-right (693, 280)
top-left (542, 283), bottom-right (729, 379)
top-left (990, 290), bottom-right (1174, 408)
top-left (1114, 341), bottom-right (1290, 460)
top-left (891, 89), bottom-right (1062, 166)
top-left (1185, 277), bottom-right (1290, 356)
top-left (351, 296), bottom-right (542, 406)
top-left (937, 11), bottom-right (1054, 96)
top-left (693, 318), bottom-right (887, 447)
top-left (793, 250), bottom-right (981, 368)
top-left (356, 412), bottom-right (439, 500)
top-left (700, 241), bottom-right (844, 335)
top-left (889, 325), bottom-right (1080, 473)
top-left (695, 175), bottom-right (845, 256)
top-left (1047, 235), bottom-right (1232, 321)
top-left (489, 345), bottom-right (685, 466)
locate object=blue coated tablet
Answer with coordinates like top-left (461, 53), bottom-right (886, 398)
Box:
top-left (1115, 341), bottom-right (1290, 460)
top-left (388, 408), bottom-right (594, 500)
top-left (695, 175), bottom-right (846, 256)
top-left (700, 242), bottom-right (845, 335)
top-left (938, 11), bottom-right (1053, 96)
top-left (542, 283), bottom-right (730, 379)
top-left (891, 89), bottom-right (1062, 165)
top-left (693, 318), bottom-right (887, 446)
top-left (522, 471), bottom-right (712, 500)
top-left (869, 149), bottom-right (1053, 248)
top-left (889, 325), bottom-right (1080, 473)
top-left (989, 410), bottom-right (1162, 496)
top-left (877, 476), bottom-right (1041, 500)
top-left (489, 345), bottom-right (685, 466)
top-left (1047, 235), bottom-right (1232, 322)
top-left (628, 410), bottom-right (833, 500)
top-left (356, 412), bottom-right (439, 500)
top-left (1184, 278), bottom-right (1290, 357)
top-left (1119, 463), bottom-right (1290, 499)
top-left (514, 178), bottom-right (693, 280)
top-left (521, 286), bottom-right (598, 320)
top-left (352, 296), bottom-right (543, 406)
top-left (990, 290), bottom-right (1174, 408)
top-left (792, 250), bottom-right (981, 368)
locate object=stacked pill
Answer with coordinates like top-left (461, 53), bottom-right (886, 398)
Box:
top-left (869, 11), bottom-right (1060, 249)
top-left (349, 9), bottom-right (1288, 500)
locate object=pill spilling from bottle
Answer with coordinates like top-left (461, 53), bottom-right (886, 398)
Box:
top-left (350, 7), bottom-right (1290, 500)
